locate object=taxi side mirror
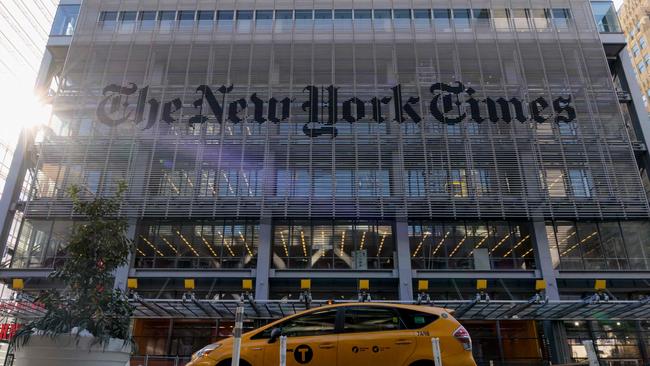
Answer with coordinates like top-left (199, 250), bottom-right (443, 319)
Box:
top-left (268, 328), bottom-right (282, 344)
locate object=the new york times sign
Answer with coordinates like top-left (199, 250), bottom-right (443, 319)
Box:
top-left (97, 81), bottom-right (575, 137)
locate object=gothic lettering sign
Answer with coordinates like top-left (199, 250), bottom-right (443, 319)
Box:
top-left (96, 81), bottom-right (576, 137)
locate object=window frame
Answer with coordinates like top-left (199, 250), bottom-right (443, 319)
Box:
top-left (342, 305), bottom-right (406, 334)
top-left (251, 307), bottom-right (344, 339)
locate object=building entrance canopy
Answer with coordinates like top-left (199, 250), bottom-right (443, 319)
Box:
top-left (1, 297), bottom-right (649, 322)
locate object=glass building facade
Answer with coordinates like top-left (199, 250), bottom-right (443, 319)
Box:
top-left (2, 0), bottom-right (650, 364)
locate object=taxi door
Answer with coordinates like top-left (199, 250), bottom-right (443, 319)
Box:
top-left (238, 337), bottom-right (267, 365)
top-left (337, 306), bottom-right (417, 366)
top-left (262, 308), bottom-right (339, 366)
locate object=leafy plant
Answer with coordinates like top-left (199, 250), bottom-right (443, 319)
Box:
top-left (13, 181), bottom-right (134, 348)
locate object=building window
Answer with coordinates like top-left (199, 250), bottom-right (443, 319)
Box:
top-left (51, 5), bottom-right (79, 36)
top-left (512, 9), bottom-right (530, 30)
top-left (430, 169), bottom-right (448, 195)
top-left (197, 11), bottom-right (214, 28)
top-left (217, 169), bottom-right (262, 197)
top-left (405, 170), bottom-right (426, 196)
top-left (472, 169), bottom-right (492, 196)
top-left (566, 321), bottom-right (643, 364)
top-left (95, 7), bottom-right (572, 32)
top-left (393, 9), bottom-right (411, 19)
top-left (472, 9), bottom-right (491, 22)
top-left (118, 11), bottom-right (137, 33)
top-left (139, 11), bottom-right (156, 30)
top-left (452, 9), bottom-right (471, 30)
top-left (590, 1), bottom-right (621, 33)
top-left (568, 169), bottom-right (594, 198)
top-left (544, 169), bottom-right (567, 197)
top-left (632, 43), bottom-right (641, 57)
top-left (99, 11), bottom-right (118, 30)
top-left (409, 220), bottom-right (535, 270)
top-left (276, 169), bottom-right (388, 198)
top-left (546, 220), bottom-right (650, 270)
top-left (433, 9), bottom-right (452, 31)
top-left (357, 170), bottom-right (390, 197)
top-left (492, 9), bottom-right (511, 30)
top-left (178, 10), bottom-right (195, 28)
top-left (449, 169), bottom-right (468, 197)
top-left (276, 169), bottom-right (310, 197)
top-left (638, 60), bottom-right (646, 73)
top-left (158, 170), bottom-right (195, 196)
top-left (530, 9), bottom-right (551, 30)
top-left (136, 220), bottom-right (259, 269)
top-left (413, 9), bottom-right (431, 19)
top-left (641, 36), bottom-right (647, 50)
top-left (404, 169), bottom-right (473, 197)
top-left (551, 8), bottom-right (571, 29)
top-left (272, 219), bottom-right (394, 270)
top-left (10, 220), bottom-right (75, 269)
top-left (217, 10), bottom-right (234, 20)
top-left (314, 9), bottom-right (332, 19)
top-left (158, 11), bottom-right (176, 31)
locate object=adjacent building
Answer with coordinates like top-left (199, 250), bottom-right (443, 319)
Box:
top-left (0, 0), bottom-right (60, 361)
top-left (619, 0), bottom-right (650, 112)
top-left (1, 0), bottom-right (650, 364)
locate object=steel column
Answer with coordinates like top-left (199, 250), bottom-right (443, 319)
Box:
top-left (395, 219), bottom-right (413, 301)
top-left (0, 128), bottom-right (34, 262)
top-left (531, 220), bottom-right (560, 300)
top-left (114, 218), bottom-right (137, 291)
top-left (255, 217), bottom-right (272, 300)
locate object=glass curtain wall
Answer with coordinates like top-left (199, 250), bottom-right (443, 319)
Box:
top-left (409, 220), bottom-right (535, 270)
top-left (136, 220), bottom-right (259, 269)
top-left (546, 220), bottom-right (650, 270)
top-left (32, 0), bottom-right (648, 223)
top-left (272, 219), bottom-right (394, 270)
top-left (590, 1), bottom-right (621, 33)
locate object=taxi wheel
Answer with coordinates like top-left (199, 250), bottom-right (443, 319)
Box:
top-left (216, 359), bottom-right (252, 366)
top-left (409, 361), bottom-right (435, 366)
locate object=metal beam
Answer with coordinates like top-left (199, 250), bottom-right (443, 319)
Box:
top-left (557, 271), bottom-right (650, 280)
top-left (130, 269), bottom-right (255, 278)
top-left (270, 269), bottom-right (396, 279)
top-left (0, 269), bottom-right (52, 279)
top-left (414, 270), bottom-right (538, 279)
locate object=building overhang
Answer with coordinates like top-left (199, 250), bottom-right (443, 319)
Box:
top-left (1, 298), bottom-right (649, 322)
top-left (600, 33), bottom-right (627, 57)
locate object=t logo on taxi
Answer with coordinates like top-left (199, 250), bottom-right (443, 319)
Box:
top-left (294, 344), bottom-right (313, 364)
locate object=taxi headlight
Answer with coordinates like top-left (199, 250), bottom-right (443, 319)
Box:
top-left (192, 343), bottom-right (221, 360)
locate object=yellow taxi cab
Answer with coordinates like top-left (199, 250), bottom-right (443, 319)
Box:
top-left (187, 302), bottom-right (476, 366)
